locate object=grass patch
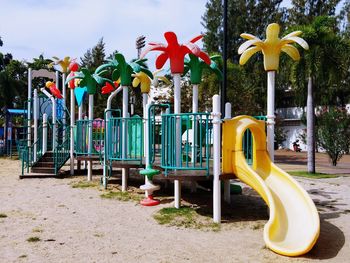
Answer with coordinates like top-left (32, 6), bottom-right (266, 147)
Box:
top-left (71, 181), bottom-right (99, 189)
top-left (100, 190), bottom-right (143, 202)
top-left (0, 213), bottom-right (7, 218)
top-left (153, 207), bottom-right (221, 231)
top-left (27, 236), bottom-right (41, 242)
top-left (288, 171), bottom-right (339, 179)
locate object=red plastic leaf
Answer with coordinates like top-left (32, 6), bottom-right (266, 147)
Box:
top-left (198, 51), bottom-right (211, 65)
top-left (189, 35), bottom-right (203, 43)
top-left (140, 44), bottom-right (167, 58)
top-left (155, 52), bottom-right (169, 69)
top-left (164, 31), bottom-right (179, 46)
top-left (101, 82), bottom-right (115, 94)
top-left (183, 42), bottom-right (200, 55)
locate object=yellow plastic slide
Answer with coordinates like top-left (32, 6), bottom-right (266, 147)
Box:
top-left (222, 116), bottom-right (320, 256)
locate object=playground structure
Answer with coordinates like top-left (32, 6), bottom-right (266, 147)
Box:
top-left (18, 25), bottom-right (319, 256)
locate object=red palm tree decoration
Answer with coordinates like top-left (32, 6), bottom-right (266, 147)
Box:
top-left (141, 31), bottom-right (210, 74)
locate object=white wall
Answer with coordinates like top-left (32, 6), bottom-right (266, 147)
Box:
top-left (281, 124), bottom-right (307, 151)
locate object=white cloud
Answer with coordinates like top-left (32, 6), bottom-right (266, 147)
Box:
top-left (0, 0), bottom-right (207, 70)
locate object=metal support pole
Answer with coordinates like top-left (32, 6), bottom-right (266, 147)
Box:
top-left (27, 68), bottom-right (32, 148)
top-left (33, 89), bottom-right (38, 162)
top-left (42, 113), bottom-right (48, 154)
top-left (173, 73), bottom-right (181, 208)
top-left (212, 95), bottom-right (221, 223)
top-left (70, 88), bottom-right (75, 175)
top-left (223, 102), bottom-right (231, 204)
top-left (122, 85), bottom-right (129, 192)
top-left (267, 71), bottom-right (275, 161)
top-left (103, 86), bottom-right (123, 188)
top-left (221, 0), bottom-right (228, 115)
top-left (87, 94), bottom-right (94, 181)
top-left (62, 72), bottom-right (66, 142)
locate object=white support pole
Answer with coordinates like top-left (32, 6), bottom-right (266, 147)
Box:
top-left (41, 88), bottom-right (56, 149)
top-left (62, 73), bottom-right (67, 141)
top-left (103, 87), bottom-right (123, 188)
top-left (42, 113), bottom-right (48, 154)
top-left (122, 85), bottom-right (129, 192)
top-left (70, 88), bottom-right (75, 175)
top-left (33, 89), bottom-right (38, 162)
top-left (27, 68), bottom-right (32, 148)
top-left (77, 103), bottom-right (83, 170)
top-left (191, 84), bottom-right (198, 164)
top-left (87, 94), bottom-right (94, 181)
top-left (143, 101), bottom-right (153, 197)
top-left (267, 71), bottom-right (275, 162)
top-left (212, 94), bottom-right (221, 223)
top-left (223, 102), bottom-right (232, 204)
top-left (173, 73), bottom-right (181, 209)
top-left (142, 93), bottom-right (148, 157)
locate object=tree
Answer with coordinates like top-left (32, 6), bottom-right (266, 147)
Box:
top-left (290, 16), bottom-right (349, 173)
top-left (202, 0), bottom-right (286, 62)
top-left (288, 0), bottom-right (341, 25)
top-left (317, 107), bottom-right (350, 166)
top-left (0, 36), bottom-right (3, 47)
top-left (80, 38), bottom-right (106, 72)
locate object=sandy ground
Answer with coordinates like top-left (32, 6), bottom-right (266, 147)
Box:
top-left (1, 155), bottom-right (350, 263)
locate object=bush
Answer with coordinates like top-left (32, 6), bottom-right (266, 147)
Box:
top-left (317, 107), bottom-right (350, 166)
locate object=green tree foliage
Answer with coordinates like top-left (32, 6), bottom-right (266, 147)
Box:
top-left (80, 38), bottom-right (106, 72)
top-left (0, 38), bottom-right (27, 111)
top-left (317, 107), bottom-right (350, 166)
top-left (202, 0), bottom-right (286, 62)
top-left (290, 16), bottom-right (350, 107)
top-left (288, 0), bottom-right (341, 25)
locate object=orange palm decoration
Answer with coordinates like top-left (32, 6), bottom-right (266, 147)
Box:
top-left (45, 81), bottom-right (63, 99)
top-left (141, 31), bottom-right (210, 74)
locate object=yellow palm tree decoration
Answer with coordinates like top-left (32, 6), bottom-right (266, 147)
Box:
top-left (152, 69), bottom-right (171, 87)
top-left (238, 23), bottom-right (309, 161)
top-left (49, 56), bottom-right (72, 73)
top-left (132, 72), bottom-right (152, 93)
top-left (238, 23), bottom-right (309, 71)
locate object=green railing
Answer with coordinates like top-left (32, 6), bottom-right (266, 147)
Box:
top-left (161, 112), bottom-right (211, 175)
top-left (20, 125), bottom-right (44, 176)
top-left (148, 103), bottom-right (171, 165)
top-left (54, 125), bottom-right (70, 175)
top-left (107, 115), bottom-right (143, 162)
top-left (243, 116), bottom-right (267, 164)
top-left (75, 119), bottom-right (105, 156)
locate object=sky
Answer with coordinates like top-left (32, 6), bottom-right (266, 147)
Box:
top-left (0, 0), bottom-right (346, 69)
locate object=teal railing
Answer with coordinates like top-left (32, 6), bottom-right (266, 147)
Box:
top-left (54, 125), bottom-right (70, 174)
top-left (161, 112), bottom-right (212, 175)
top-left (75, 119), bottom-right (105, 156)
top-left (148, 103), bottom-right (171, 165)
top-left (20, 124), bottom-right (44, 176)
top-left (107, 115), bottom-right (143, 162)
top-left (243, 116), bottom-right (267, 165)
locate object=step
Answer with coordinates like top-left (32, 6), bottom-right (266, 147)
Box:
top-left (32, 162), bottom-right (55, 168)
top-left (19, 173), bottom-right (62, 179)
top-left (31, 167), bottom-right (55, 174)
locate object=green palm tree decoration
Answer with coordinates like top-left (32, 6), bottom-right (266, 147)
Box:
top-left (238, 23), bottom-right (309, 161)
top-left (183, 54), bottom-right (222, 85)
top-left (95, 53), bottom-right (152, 86)
top-left (65, 68), bottom-right (113, 95)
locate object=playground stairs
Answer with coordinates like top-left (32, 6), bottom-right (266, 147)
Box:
top-left (20, 151), bottom-right (64, 179)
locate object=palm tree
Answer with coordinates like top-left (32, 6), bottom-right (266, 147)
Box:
top-left (141, 31), bottom-right (211, 209)
top-left (238, 23), bottom-right (309, 161)
top-left (291, 16), bottom-right (348, 173)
